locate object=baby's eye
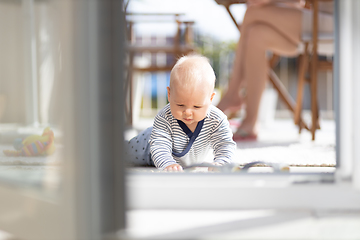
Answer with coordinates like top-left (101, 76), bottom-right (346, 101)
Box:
top-left (194, 106), bottom-right (202, 109)
top-left (177, 104), bottom-right (184, 107)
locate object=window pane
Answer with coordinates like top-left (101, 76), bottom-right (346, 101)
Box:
top-left (124, 0), bottom-right (336, 174)
top-left (0, 0), bottom-right (66, 196)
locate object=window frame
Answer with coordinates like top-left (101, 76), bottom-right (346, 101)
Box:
top-left (126, 0), bottom-right (360, 210)
top-left (1, 1), bottom-right (359, 240)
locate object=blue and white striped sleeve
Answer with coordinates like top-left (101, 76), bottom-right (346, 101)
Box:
top-left (211, 117), bottom-right (236, 165)
top-left (149, 114), bottom-right (177, 170)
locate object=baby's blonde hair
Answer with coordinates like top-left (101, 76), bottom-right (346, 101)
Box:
top-left (169, 54), bottom-right (216, 93)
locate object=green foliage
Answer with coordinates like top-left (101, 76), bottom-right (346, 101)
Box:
top-left (195, 35), bottom-right (237, 87)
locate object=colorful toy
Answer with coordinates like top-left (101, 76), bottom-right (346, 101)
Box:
top-left (3, 127), bottom-right (55, 157)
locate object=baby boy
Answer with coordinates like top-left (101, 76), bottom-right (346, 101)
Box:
top-left (125, 54), bottom-right (236, 171)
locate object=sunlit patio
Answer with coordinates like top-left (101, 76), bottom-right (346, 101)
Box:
top-left (126, 108), bottom-right (336, 174)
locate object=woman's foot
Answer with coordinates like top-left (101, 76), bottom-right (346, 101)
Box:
top-left (232, 128), bottom-right (257, 142)
top-left (216, 94), bottom-right (243, 113)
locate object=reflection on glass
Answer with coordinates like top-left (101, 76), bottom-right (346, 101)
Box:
top-left (0, 0), bottom-right (63, 194)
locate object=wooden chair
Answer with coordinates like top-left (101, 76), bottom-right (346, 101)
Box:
top-left (294, 0), bottom-right (334, 140)
top-left (215, 0), bottom-right (333, 140)
top-left (125, 13), bottom-right (196, 125)
top-left (215, 0), bottom-right (310, 132)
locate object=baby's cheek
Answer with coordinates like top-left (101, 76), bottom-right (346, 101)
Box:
top-left (198, 109), bottom-right (207, 119)
top-left (174, 111), bottom-right (182, 119)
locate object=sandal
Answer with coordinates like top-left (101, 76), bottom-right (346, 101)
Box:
top-left (232, 129), bottom-right (257, 142)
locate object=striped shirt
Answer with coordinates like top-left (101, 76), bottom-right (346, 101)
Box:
top-left (149, 103), bottom-right (236, 170)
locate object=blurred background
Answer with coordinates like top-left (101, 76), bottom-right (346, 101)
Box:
top-left (124, 0), bottom-right (334, 130)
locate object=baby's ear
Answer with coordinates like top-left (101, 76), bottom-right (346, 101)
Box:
top-left (167, 87), bottom-right (171, 101)
top-left (210, 92), bottom-right (216, 102)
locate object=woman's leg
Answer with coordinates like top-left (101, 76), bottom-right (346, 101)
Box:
top-left (217, 5), bottom-right (302, 114)
top-left (237, 22), bottom-right (300, 135)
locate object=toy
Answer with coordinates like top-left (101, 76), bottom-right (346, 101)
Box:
top-left (3, 127), bottom-right (55, 157)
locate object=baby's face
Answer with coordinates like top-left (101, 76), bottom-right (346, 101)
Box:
top-left (167, 82), bottom-right (215, 131)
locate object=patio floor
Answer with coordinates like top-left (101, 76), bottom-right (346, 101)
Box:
top-left (126, 116), bottom-right (336, 173)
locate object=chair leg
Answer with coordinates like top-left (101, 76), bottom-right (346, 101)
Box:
top-left (310, 59), bottom-right (319, 141)
top-left (294, 55), bottom-right (305, 133)
top-left (294, 43), bottom-right (309, 133)
top-left (315, 101), bottom-right (321, 130)
top-left (268, 69), bottom-right (310, 131)
top-left (310, 81), bottom-right (318, 140)
top-left (310, 0), bottom-right (319, 141)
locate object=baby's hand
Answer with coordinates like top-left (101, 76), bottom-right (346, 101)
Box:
top-left (208, 162), bottom-right (222, 172)
top-left (163, 164), bottom-right (183, 172)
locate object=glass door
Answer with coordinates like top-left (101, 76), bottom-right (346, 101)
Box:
top-left (0, 0), bottom-right (126, 239)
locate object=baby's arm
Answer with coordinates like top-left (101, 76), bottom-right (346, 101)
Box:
top-left (150, 114), bottom-right (182, 171)
top-left (211, 118), bottom-right (236, 165)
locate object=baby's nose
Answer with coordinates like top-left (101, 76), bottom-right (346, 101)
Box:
top-left (184, 108), bottom-right (192, 116)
